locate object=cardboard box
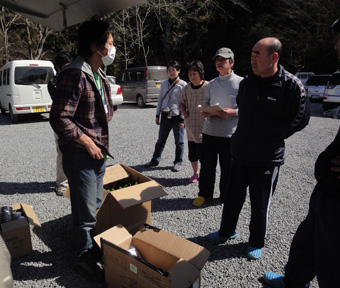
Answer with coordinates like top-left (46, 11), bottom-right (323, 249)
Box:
top-left (95, 164), bottom-right (167, 235)
top-left (0, 203), bottom-right (41, 259)
top-left (95, 224), bottom-right (210, 288)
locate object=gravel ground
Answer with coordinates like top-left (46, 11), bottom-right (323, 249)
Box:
top-left (0, 102), bottom-right (338, 288)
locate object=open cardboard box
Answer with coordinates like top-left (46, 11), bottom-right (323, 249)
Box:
top-left (94, 224), bottom-right (210, 288)
top-left (64, 164), bottom-right (167, 235)
top-left (0, 203), bottom-right (41, 259)
top-left (96, 164), bottom-right (167, 235)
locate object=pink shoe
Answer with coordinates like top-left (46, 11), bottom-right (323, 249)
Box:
top-left (189, 175), bottom-right (199, 183)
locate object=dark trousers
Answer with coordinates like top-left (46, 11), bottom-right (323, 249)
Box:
top-left (219, 158), bottom-right (280, 248)
top-left (152, 115), bottom-right (184, 165)
top-left (284, 184), bottom-right (340, 288)
top-left (198, 134), bottom-right (231, 200)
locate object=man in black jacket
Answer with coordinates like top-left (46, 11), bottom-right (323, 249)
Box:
top-left (262, 19), bottom-right (340, 288)
top-left (206, 37), bottom-right (310, 260)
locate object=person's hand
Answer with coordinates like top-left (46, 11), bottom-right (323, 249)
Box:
top-left (76, 134), bottom-right (103, 159)
top-left (201, 111), bottom-right (210, 119)
top-left (156, 117), bottom-right (160, 125)
top-left (86, 143), bottom-right (103, 160)
top-left (216, 108), bottom-right (236, 119)
top-left (179, 105), bottom-right (188, 118)
top-left (179, 122), bottom-right (185, 129)
top-left (330, 155), bottom-right (340, 180)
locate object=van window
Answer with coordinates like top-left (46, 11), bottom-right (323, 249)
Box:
top-left (136, 71), bottom-right (143, 81)
top-left (4, 68), bottom-right (9, 85)
top-left (148, 69), bottom-right (168, 81)
top-left (329, 73), bottom-right (340, 86)
top-left (117, 72), bottom-right (125, 82)
top-left (15, 66), bottom-right (54, 85)
top-left (126, 71), bottom-right (133, 82)
top-left (306, 76), bottom-right (330, 86)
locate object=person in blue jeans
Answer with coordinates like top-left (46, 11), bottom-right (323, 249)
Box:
top-left (263, 18), bottom-right (340, 288)
top-left (50, 19), bottom-right (115, 283)
top-left (145, 61), bottom-right (187, 172)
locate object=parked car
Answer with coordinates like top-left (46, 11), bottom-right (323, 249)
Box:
top-left (295, 71), bottom-right (315, 86)
top-left (107, 76), bottom-right (123, 111)
top-left (323, 71), bottom-right (340, 111)
top-left (305, 74), bottom-right (331, 102)
top-left (116, 66), bottom-right (168, 108)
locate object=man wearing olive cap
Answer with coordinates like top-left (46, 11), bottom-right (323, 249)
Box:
top-left (262, 19), bottom-right (340, 288)
top-left (192, 47), bottom-right (243, 207)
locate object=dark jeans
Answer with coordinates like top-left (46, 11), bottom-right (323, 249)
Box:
top-left (152, 115), bottom-right (185, 165)
top-left (219, 158), bottom-right (280, 248)
top-left (62, 146), bottom-right (106, 257)
top-left (198, 134), bottom-right (231, 200)
top-left (284, 184), bottom-right (340, 288)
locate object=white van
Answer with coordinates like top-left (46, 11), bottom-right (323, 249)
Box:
top-left (0, 60), bottom-right (55, 123)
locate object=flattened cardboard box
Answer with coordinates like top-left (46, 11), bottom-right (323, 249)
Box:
top-left (95, 164), bottom-right (167, 235)
top-left (0, 203), bottom-right (41, 259)
top-left (95, 225), bottom-right (210, 288)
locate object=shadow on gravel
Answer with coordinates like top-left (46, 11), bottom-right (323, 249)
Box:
top-left (129, 164), bottom-right (193, 187)
top-left (117, 103), bottom-right (156, 110)
top-left (187, 235), bottom-right (249, 261)
top-left (0, 181), bottom-right (55, 195)
top-left (152, 197), bottom-right (223, 212)
top-left (0, 113), bottom-right (49, 126)
top-left (11, 214), bottom-right (103, 288)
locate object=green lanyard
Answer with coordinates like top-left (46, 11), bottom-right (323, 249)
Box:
top-left (93, 72), bottom-right (106, 105)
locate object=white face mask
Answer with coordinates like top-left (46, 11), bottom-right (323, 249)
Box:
top-left (98, 46), bottom-right (116, 66)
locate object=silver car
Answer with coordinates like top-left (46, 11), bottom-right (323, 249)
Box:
top-left (305, 74), bottom-right (331, 102)
top-left (107, 76), bottom-right (123, 111)
top-left (323, 71), bottom-right (340, 111)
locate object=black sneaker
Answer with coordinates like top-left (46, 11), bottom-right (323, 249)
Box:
top-left (144, 160), bottom-right (158, 168)
top-left (72, 249), bottom-right (104, 283)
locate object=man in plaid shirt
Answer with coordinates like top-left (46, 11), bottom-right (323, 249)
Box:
top-left (50, 19), bottom-right (115, 282)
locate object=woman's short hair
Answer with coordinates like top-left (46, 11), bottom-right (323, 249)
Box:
top-left (167, 60), bottom-right (181, 71)
top-left (187, 60), bottom-right (205, 80)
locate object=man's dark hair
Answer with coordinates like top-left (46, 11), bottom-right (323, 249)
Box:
top-left (187, 60), bottom-right (205, 80)
top-left (53, 52), bottom-right (72, 69)
top-left (332, 19), bottom-right (340, 34)
top-left (167, 60), bottom-right (181, 71)
top-left (267, 38), bottom-right (282, 59)
top-left (77, 19), bottom-right (114, 58)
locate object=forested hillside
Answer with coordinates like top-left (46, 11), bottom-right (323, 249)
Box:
top-left (0, 0), bottom-right (339, 80)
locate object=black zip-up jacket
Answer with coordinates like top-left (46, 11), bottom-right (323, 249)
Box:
top-left (231, 64), bottom-right (310, 167)
top-left (314, 126), bottom-right (340, 199)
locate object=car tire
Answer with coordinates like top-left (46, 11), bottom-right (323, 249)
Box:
top-left (9, 105), bottom-right (19, 123)
top-left (113, 105), bottom-right (118, 111)
top-left (137, 95), bottom-right (146, 108)
top-left (0, 103), bottom-right (6, 114)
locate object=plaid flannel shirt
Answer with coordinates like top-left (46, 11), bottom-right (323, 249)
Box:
top-left (50, 57), bottom-right (114, 156)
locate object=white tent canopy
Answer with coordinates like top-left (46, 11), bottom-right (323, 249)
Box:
top-left (0, 0), bottom-right (147, 31)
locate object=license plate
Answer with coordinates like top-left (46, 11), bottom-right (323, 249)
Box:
top-left (33, 106), bottom-right (45, 112)
top-left (311, 95), bottom-right (319, 99)
top-left (156, 83), bottom-right (161, 88)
